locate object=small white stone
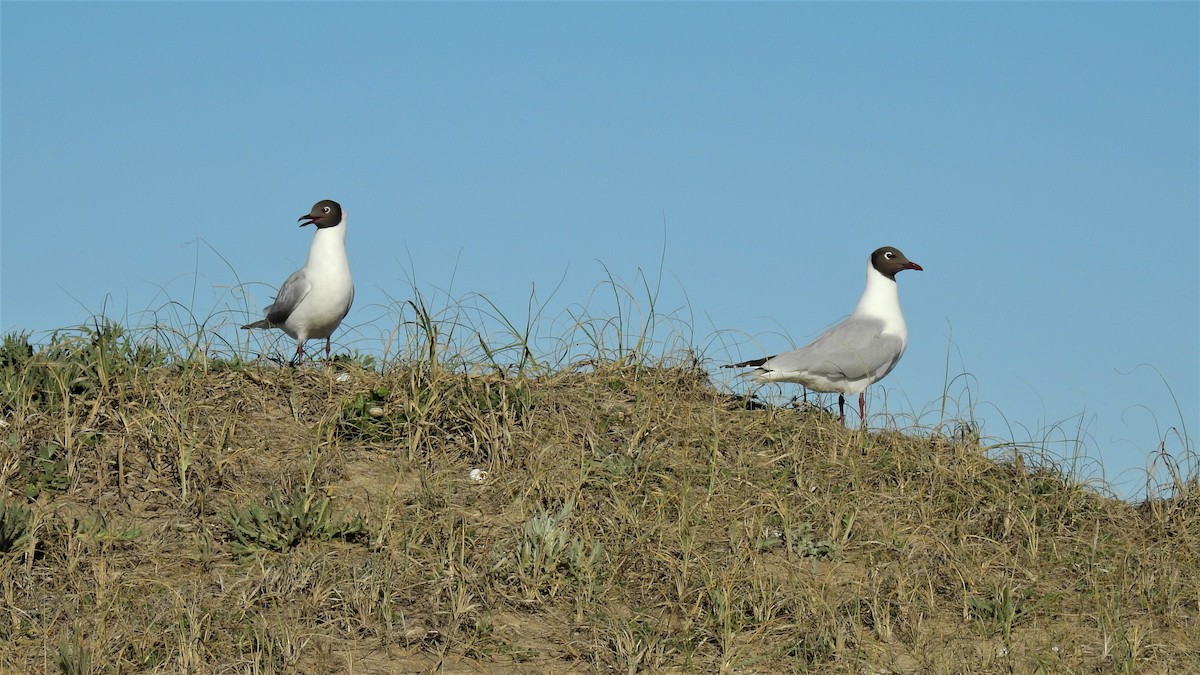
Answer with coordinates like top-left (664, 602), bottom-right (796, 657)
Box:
top-left (469, 468), bottom-right (489, 482)
top-left (368, 406), bottom-right (385, 418)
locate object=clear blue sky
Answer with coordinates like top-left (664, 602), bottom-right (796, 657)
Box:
top-left (3, 3), bottom-right (1196, 498)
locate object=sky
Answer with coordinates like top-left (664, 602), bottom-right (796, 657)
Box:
top-left (2, 2), bottom-right (1196, 499)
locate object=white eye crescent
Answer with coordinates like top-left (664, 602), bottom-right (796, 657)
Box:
top-left (323, 206), bottom-right (331, 213)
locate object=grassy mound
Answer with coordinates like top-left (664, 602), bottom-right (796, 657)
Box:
top-left (0, 323), bottom-right (1196, 673)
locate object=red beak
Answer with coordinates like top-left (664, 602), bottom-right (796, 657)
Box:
top-left (905, 261), bottom-right (924, 271)
top-left (298, 214), bottom-right (316, 227)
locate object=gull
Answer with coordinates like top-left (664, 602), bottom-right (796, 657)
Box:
top-left (725, 246), bottom-right (922, 426)
top-left (242, 199), bottom-right (354, 364)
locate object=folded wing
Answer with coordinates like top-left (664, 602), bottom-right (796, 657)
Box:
top-left (756, 318), bottom-right (904, 386)
top-left (264, 268), bottom-right (312, 325)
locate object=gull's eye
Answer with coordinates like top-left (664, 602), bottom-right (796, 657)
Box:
top-left (323, 206), bottom-right (331, 214)
top-left (884, 251), bottom-right (894, 259)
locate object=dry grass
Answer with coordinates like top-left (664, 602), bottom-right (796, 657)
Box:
top-left (0, 319), bottom-right (1197, 674)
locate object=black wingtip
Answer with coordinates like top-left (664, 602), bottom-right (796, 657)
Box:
top-left (724, 356), bottom-right (771, 369)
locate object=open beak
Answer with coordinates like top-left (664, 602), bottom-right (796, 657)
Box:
top-left (298, 214), bottom-right (317, 227)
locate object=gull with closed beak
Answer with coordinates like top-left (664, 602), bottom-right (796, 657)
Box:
top-left (725, 246), bottom-right (922, 426)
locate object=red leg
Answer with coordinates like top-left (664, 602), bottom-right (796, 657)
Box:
top-left (858, 392), bottom-right (866, 426)
top-left (837, 394), bottom-right (846, 426)
top-left (325, 337), bottom-right (332, 360)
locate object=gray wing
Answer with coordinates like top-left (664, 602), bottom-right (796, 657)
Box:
top-left (263, 267), bottom-right (311, 325)
top-left (762, 318), bottom-right (903, 381)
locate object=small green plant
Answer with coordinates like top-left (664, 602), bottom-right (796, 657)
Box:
top-left (224, 488), bottom-right (368, 554)
top-left (24, 443), bottom-right (71, 499)
top-left (464, 378), bottom-right (532, 421)
top-left (76, 513), bottom-right (142, 542)
top-left (338, 386), bottom-right (395, 438)
top-left (345, 386), bottom-right (392, 414)
top-left (753, 521), bottom-right (836, 559)
top-left (601, 614), bottom-right (679, 672)
top-left (0, 500), bottom-right (32, 553)
top-left (53, 636), bottom-right (91, 675)
top-left (496, 502), bottom-right (605, 601)
top-left (0, 331), bottom-right (34, 369)
top-left (783, 629), bottom-right (838, 667)
top-left (968, 584), bottom-right (1032, 638)
top-left (331, 351), bottom-right (378, 370)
